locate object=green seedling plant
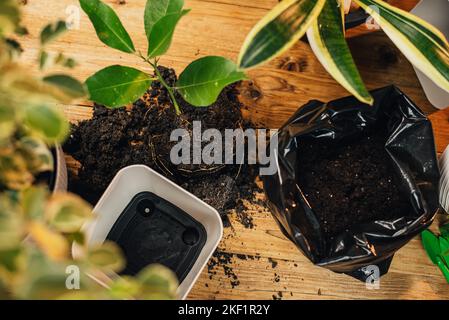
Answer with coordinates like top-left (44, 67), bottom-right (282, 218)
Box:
top-left (80, 0), bottom-right (247, 114)
top-left (0, 0), bottom-right (178, 299)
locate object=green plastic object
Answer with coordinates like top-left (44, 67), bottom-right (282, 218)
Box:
top-left (440, 223), bottom-right (449, 239)
top-left (422, 226), bottom-right (449, 283)
top-left (440, 237), bottom-right (449, 267)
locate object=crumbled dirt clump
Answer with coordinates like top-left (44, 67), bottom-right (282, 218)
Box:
top-left (297, 134), bottom-right (411, 239)
top-left (64, 66), bottom-right (261, 228)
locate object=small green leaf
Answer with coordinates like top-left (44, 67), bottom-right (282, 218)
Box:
top-left (109, 276), bottom-right (141, 299)
top-left (79, 0), bottom-right (135, 53)
top-left (85, 65), bottom-right (152, 108)
top-left (176, 56), bottom-right (247, 106)
top-left (0, 247), bottom-right (25, 275)
top-left (144, 0), bottom-right (184, 44)
top-left (40, 21), bottom-right (67, 46)
top-left (21, 187), bottom-right (48, 220)
top-left (54, 53), bottom-right (78, 69)
top-left (0, 0), bottom-right (21, 37)
top-left (43, 75), bottom-right (86, 99)
top-left (23, 104), bottom-right (69, 143)
top-left (14, 25), bottom-right (29, 36)
top-left (46, 193), bottom-right (92, 233)
top-left (0, 104), bottom-right (15, 142)
top-left (19, 137), bottom-right (54, 174)
top-left (0, 152), bottom-right (34, 190)
top-left (148, 10), bottom-right (190, 58)
top-left (87, 242), bottom-right (125, 273)
top-left (39, 50), bottom-right (49, 70)
top-left (137, 264), bottom-right (178, 299)
top-left (0, 199), bottom-right (23, 250)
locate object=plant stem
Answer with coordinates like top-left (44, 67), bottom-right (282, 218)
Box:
top-left (137, 52), bottom-right (181, 115)
top-left (153, 63), bottom-right (182, 115)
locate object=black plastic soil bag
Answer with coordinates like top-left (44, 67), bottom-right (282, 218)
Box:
top-left (262, 86), bottom-right (440, 281)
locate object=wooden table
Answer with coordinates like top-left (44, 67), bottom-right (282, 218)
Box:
top-left (20, 0), bottom-right (449, 299)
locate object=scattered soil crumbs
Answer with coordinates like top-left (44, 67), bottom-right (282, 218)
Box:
top-left (207, 251), bottom-right (240, 288)
top-left (268, 258), bottom-right (278, 268)
top-left (272, 291), bottom-right (283, 300)
top-left (297, 134), bottom-right (411, 240)
top-left (64, 66), bottom-right (262, 228)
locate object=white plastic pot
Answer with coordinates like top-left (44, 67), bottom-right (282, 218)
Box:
top-left (411, 0), bottom-right (449, 109)
top-left (439, 146), bottom-right (449, 213)
top-left (52, 146), bottom-right (68, 192)
top-left (73, 165), bottom-right (223, 299)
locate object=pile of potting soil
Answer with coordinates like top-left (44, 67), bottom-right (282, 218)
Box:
top-left (297, 134), bottom-right (412, 239)
top-left (64, 67), bottom-right (262, 228)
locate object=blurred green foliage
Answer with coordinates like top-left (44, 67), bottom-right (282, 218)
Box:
top-left (0, 1), bottom-right (178, 300)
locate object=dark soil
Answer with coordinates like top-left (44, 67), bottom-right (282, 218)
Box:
top-left (297, 134), bottom-right (411, 239)
top-left (64, 66), bottom-right (262, 228)
top-left (207, 251), bottom-right (240, 288)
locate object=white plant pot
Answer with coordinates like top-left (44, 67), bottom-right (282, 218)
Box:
top-left (439, 146), bottom-right (449, 213)
top-left (73, 165), bottom-right (223, 299)
top-left (52, 146), bottom-right (68, 193)
top-left (411, 0), bottom-right (449, 109)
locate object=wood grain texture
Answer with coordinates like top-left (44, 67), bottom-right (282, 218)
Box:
top-left (20, 0), bottom-right (449, 300)
top-left (430, 108), bottom-right (449, 155)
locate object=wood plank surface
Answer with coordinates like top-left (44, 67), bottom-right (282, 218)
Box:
top-left (430, 108), bottom-right (449, 155)
top-left (19, 0), bottom-right (449, 300)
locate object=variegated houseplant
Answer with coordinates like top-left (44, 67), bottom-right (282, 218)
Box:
top-left (0, 0), bottom-right (178, 299)
top-left (238, 0), bottom-right (449, 105)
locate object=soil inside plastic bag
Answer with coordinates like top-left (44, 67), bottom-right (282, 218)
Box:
top-left (297, 132), bottom-right (413, 241)
top-left (262, 86), bottom-right (440, 280)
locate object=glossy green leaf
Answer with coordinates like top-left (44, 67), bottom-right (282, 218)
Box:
top-left (238, 0), bottom-right (326, 69)
top-left (148, 10), bottom-right (190, 58)
top-left (144, 0), bottom-right (184, 44)
top-left (85, 65), bottom-right (152, 108)
top-left (79, 0), bottom-right (135, 53)
top-left (23, 104), bottom-right (69, 143)
top-left (176, 56), bottom-right (247, 106)
top-left (306, 0), bottom-right (373, 105)
top-left (40, 21), bottom-right (67, 46)
top-left (422, 230), bottom-right (440, 264)
top-left (43, 75), bottom-right (86, 99)
top-left (354, 0), bottom-right (449, 93)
